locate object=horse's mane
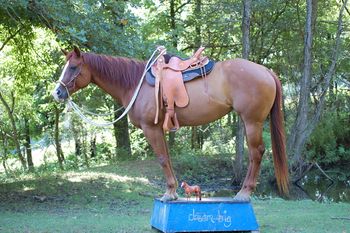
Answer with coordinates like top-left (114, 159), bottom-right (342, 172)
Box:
top-left (82, 52), bottom-right (146, 89)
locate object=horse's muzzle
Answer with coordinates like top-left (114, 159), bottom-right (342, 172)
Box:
top-left (52, 84), bottom-right (68, 102)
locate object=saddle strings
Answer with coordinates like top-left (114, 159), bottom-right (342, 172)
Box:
top-left (66, 47), bottom-right (167, 127)
top-left (199, 61), bottom-right (210, 101)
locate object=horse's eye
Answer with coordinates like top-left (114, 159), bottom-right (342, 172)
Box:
top-left (70, 66), bottom-right (77, 70)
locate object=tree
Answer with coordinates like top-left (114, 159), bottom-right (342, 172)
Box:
top-left (289, 0), bottom-right (315, 173)
top-left (0, 90), bottom-right (27, 169)
top-left (114, 103), bottom-right (132, 158)
top-left (54, 105), bottom-right (64, 170)
top-left (287, 0), bottom-right (348, 174)
top-left (24, 117), bottom-right (34, 172)
top-left (233, 0), bottom-right (251, 184)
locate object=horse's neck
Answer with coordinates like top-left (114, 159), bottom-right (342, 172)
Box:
top-left (91, 74), bottom-right (134, 106)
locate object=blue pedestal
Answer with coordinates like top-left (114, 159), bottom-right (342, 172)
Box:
top-left (151, 197), bottom-right (259, 232)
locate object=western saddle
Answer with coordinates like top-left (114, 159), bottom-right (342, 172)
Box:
top-left (147, 46), bottom-right (215, 132)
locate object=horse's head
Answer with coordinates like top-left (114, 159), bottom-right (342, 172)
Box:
top-left (180, 181), bottom-right (186, 188)
top-left (52, 46), bottom-right (92, 102)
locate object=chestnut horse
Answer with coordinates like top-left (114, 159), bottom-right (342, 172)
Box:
top-left (52, 46), bottom-right (289, 201)
top-left (181, 181), bottom-right (202, 201)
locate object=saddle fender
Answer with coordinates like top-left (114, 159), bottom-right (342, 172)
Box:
top-left (150, 47), bottom-right (215, 132)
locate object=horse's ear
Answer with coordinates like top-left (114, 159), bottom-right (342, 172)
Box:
top-left (73, 45), bottom-right (81, 57)
top-left (61, 49), bottom-right (68, 55)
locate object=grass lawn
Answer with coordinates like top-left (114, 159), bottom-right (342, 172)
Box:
top-left (0, 160), bottom-right (349, 233)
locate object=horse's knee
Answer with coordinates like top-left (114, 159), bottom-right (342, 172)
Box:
top-left (250, 153), bottom-right (262, 164)
top-left (249, 144), bottom-right (265, 163)
top-left (258, 144), bottom-right (265, 155)
top-left (157, 154), bottom-right (169, 167)
top-left (167, 182), bottom-right (176, 189)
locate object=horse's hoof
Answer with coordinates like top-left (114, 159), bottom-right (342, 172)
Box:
top-left (233, 192), bottom-right (251, 202)
top-left (160, 193), bottom-right (178, 202)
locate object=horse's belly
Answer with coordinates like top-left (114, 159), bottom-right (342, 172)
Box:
top-left (177, 102), bottom-right (232, 126)
top-left (176, 75), bottom-right (232, 126)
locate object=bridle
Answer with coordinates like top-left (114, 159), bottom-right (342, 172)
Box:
top-left (57, 62), bottom-right (82, 98)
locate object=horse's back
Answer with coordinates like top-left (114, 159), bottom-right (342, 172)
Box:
top-left (176, 58), bottom-right (276, 125)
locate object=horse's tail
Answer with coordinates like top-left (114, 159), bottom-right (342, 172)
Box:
top-left (268, 70), bottom-right (289, 195)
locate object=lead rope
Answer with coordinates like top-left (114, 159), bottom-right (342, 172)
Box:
top-left (66, 47), bottom-right (167, 127)
top-left (72, 104), bottom-right (124, 117)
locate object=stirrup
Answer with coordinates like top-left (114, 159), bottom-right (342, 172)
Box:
top-left (163, 112), bottom-right (180, 132)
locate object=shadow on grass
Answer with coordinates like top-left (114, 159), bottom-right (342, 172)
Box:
top-left (0, 160), bottom-right (164, 216)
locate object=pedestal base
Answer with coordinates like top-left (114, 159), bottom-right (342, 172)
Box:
top-left (150, 197), bottom-right (259, 232)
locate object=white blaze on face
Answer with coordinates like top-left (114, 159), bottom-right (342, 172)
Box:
top-left (52, 61), bottom-right (70, 101)
top-left (59, 60), bottom-right (70, 82)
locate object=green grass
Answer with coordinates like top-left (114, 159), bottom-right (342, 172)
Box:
top-left (0, 160), bottom-right (349, 233)
top-left (254, 198), bottom-right (350, 233)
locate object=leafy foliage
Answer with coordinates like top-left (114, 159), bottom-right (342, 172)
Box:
top-left (0, 0), bottom-right (349, 183)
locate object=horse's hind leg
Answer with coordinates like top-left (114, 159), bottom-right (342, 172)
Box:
top-left (142, 125), bottom-right (178, 201)
top-left (234, 120), bottom-right (265, 201)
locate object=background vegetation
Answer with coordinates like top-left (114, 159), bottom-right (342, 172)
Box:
top-left (1, 1), bottom-right (349, 232)
top-left (0, 0), bottom-right (349, 197)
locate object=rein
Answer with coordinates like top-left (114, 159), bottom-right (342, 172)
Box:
top-left (64, 47), bottom-right (167, 127)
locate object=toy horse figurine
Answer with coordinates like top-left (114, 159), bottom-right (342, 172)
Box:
top-left (181, 181), bottom-right (202, 201)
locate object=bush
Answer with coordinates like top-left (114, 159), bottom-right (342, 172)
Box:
top-left (306, 111), bottom-right (350, 165)
top-left (173, 151), bottom-right (234, 186)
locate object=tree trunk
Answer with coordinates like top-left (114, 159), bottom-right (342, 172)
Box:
top-left (24, 117), bottom-right (34, 172)
top-left (82, 128), bottom-right (89, 167)
top-left (287, 0), bottom-right (315, 174)
top-left (113, 103), bottom-right (131, 158)
top-left (242, 0), bottom-right (251, 59)
top-left (190, 0), bottom-right (202, 150)
top-left (234, 119), bottom-right (245, 184)
top-left (75, 137), bottom-right (82, 157)
top-left (191, 126), bottom-right (200, 149)
top-left (0, 130), bottom-right (9, 175)
top-left (0, 91), bottom-right (27, 170)
top-left (54, 105), bottom-right (64, 170)
top-left (168, 132), bottom-right (176, 150)
top-left (194, 0), bottom-right (202, 47)
top-left (230, 113), bottom-right (237, 138)
top-left (2, 159), bottom-right (8, 174)
top-left (90, 133), bottom-right (96, 158)
top-left (72, 118), bottom-right (82, 157)
top-left (233, 0), bottom-right (251, 184)
top-left (166, 0), bottom-right (179, 151)
top-left (170, 0), bottom-right (178, 48)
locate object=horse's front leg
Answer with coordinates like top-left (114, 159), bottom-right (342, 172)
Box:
top-left (142, 125), bottom-right (178, 201)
